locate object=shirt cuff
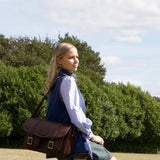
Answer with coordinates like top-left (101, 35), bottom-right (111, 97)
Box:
top-left (83, 130), bottom-right (94, 140)
top-left (88, 131), bottom-right (94, 139)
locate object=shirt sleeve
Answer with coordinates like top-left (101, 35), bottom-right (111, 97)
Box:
top-left (60, 76), bottom-right (93, 139)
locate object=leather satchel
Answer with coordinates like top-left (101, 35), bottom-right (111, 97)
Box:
top-left (23, 75), bottom-right (76, 157)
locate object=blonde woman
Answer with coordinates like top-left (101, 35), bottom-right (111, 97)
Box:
top-left (45, 43), bottom-right (117, 160)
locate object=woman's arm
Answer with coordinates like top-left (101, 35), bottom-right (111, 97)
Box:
top-left (60, 76), bottom-right (93, 139)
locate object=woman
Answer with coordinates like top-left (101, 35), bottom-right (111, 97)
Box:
top-left (45, 43), bottom-right (117, 160)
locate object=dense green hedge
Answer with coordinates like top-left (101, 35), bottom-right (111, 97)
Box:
top-left (0, 33), bottom-right (160, 152)
top-left (0, 62), bottom-right (47, 136)
top-left (1, 61), bottom-right (160, 143)
top-left (0, 33), bottom-right (106, 86)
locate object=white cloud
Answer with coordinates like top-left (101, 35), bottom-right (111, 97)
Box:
top-left (106, 73), bottom-right (143, 87)
top-left (42, 0), bottom-right (160, 42)
top-left (113, 35), bottom-right (142, 43)
top-left (102, 56), bottom-right (149, 68)
top-left (125, 60), bottom-right (149, 68)
top-left (102, 56), bottom-right (121, 66)
top-left (111, 29), bottom-right (143, 43)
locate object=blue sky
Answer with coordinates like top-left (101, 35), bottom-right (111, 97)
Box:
top-left (1, 0), bottom-right (160, 97)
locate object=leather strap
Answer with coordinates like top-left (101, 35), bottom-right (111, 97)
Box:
top-left (31, 74), bottom-right (66, 118)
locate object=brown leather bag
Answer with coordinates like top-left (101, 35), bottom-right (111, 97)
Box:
top-left (23, 75), bottom-right (76, 157)
top-left (23, 118), bottom-right (76, 157)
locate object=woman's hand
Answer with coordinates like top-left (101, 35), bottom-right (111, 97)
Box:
top-left (91, 135), bottom-right (104, 145)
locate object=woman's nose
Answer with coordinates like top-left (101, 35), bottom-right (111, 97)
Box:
top-left (74, 58), bottom-right (79, 63)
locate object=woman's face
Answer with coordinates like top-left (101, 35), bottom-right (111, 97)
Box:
top-left (57, 47), bottom-right (79, 73)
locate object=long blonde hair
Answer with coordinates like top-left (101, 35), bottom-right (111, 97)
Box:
top-left (45, 42), bottom-right (76, 93)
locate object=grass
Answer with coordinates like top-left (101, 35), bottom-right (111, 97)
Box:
top-left (0, 148), bottom-right (160, 160)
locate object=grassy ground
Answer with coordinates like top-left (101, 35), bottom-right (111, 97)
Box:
top-left (0, 149), bottom-right (160, 160)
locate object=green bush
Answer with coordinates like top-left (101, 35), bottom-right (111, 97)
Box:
top-left (76, 72), bottom-right (119, 141)
top-left (0, 62), bottom-right (47, 137)
top-left (0, 110), bottom-right (13, 137)
top-left (0, 33), bottom-right (160, 151)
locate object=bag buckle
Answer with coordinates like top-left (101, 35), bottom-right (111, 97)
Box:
top-left (48, 141), bottom-right (54, 149)
top-left (27, 136), bottom-right (33, 145)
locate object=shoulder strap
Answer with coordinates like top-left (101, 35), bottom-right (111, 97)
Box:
top-left (31, 74), bottom-right (66, 118)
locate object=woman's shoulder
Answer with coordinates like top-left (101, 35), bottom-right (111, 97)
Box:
top-left (63, 75), bottom-right (76, 81)
top-left (60, 75), bottom-right (77, 91)
top-left (61, 75), bottom-right (76, 85)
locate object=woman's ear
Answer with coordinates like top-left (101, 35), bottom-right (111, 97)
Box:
top-left (56, 57), bottom-right (61, 65)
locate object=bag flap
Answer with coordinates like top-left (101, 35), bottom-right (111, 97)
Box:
top-left (23, 118), bottom-right (72, 138)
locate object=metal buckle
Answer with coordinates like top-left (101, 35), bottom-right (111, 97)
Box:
top-left (48, 141), bottom-right (54, 149)
top-left (27, 136), bottom-right (33, 145)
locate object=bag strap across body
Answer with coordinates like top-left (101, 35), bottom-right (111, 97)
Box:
top-left (31, 74), bottom-right (66, 118)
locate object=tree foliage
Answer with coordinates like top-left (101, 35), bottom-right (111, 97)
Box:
top-left (0, 34), bottom-right (55, 67)
top-left (0, 62), bottom-right (47, 137)
top-left (58, 33), bottom-right (106, 86)
top-left (0, 33), bottom-right (106, 86)
top-left (0, 34), bottom-right (160, 150)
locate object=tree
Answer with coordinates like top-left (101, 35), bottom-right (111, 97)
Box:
top-left (76, 72), bottom-right (119, 142)
top-left (0, 110), bottom-right (13, 137)
top-left (154, 96), bottom-right (160, 102)
top-left (0, 33), bottom-right (160, 150)
top-left (0, 34), bottom-right (106, 87)
top-left (0, 62), bottom-right (47, 137)
top-left (0, 35), bottom-right (55, 67)
top-left (58, 33), bottom-right (106, 86)
top-left (138, 91), bottom-right (160, 144)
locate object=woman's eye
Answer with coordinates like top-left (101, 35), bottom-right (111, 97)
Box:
top-left (69, 56), bottom-right (79, 59)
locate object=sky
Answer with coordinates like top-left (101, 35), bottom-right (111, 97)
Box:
top-left (1, 0), bottom-right (160, 97)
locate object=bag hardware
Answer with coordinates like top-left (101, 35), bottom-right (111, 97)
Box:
top-left (48, 141), bottom-right (54, 149)
top-left (27, 136), bottom-right (33, 145)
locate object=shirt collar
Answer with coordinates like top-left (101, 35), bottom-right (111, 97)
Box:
top-left (59, 69), bottom-right (77, 81)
